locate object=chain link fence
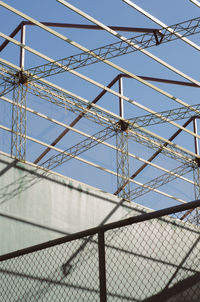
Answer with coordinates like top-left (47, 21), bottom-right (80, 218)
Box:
top-left (1, 200), bottom-right (200, 301)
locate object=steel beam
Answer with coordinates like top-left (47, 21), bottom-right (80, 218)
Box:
top-left (1, 96), bottom-right (195, 186)
top-left (2, 58), bottom-right (199, 164)
top-left (28, 80), bottom-right (199, 164)
top-left (19, 24), bottom-right (26, 70)
top-left (129, 163), bottom-right (194, 201)
top-left (0, 22), bottom-right (23, 52)
top-left (116, 124), bottom-right (130, 200)
top-left (2, 31), bottom-right (200, 146)
top-left (1, 124), bottom-right (186, 203)
top-left (0, 20), bottom-right (159, 52)
top-left (41, 126), bottom-right (115, 171)
top-left (114, 117), bottom-right (196, 196)
top-left (33, 74), bottom-right (121, 164)
top-left (123, 0), bottom-right (200, 52)
top-left (189, 0), bottom-right (200, 8)
top-left (1, 1), bottom-right (200, 112)
top-left (57, 0), bottom-right (200, 87)
top-left (23, 16), bottom-right (200, 79)
top-left (190, 119), bottom-right (200, 224)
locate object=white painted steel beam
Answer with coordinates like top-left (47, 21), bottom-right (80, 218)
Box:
top-left (1, 32), bottom-right (200, 145)
top-left (50, 3), bottom-right (200, 139)
top-left (0, 58), bottom-right (21, 72)
top-left (128, 127), bottom-right (194, 163)
top-left (122, 0), bottom-right (200, 52)
top-left (1, 0), bottom-right (200, 113)
top-left (31, 80), bottom-right (200, 162)
top-left (1, 57), bottom-right (199, 162)
top-left (189, 0), bottom-right (200, 8)
top-left (0, 124), bottom-right (188, 204)
top-left (1, 95), bottom-right (195, 186)
top-left (0, 124), bottom-right (118, 176)
top-left (56, 0), bottom-right (200, 87)
top-left (29, 82), bottom-right (199, 164)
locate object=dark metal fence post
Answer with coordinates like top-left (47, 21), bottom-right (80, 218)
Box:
top-left (98, 230), bottom-right (107, 302)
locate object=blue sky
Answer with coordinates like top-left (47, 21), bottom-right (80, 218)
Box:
top-left (1, 0), bottom-right (200, 209)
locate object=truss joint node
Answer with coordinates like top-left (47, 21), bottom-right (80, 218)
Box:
top-left (15, 71), bottom-right (29, 86)
top-left (117, 120), bottom-right (129, 132)
top-left (153, 30), bottom-right (164, 45)
top-left (195, 157), bottom-right (200, 167)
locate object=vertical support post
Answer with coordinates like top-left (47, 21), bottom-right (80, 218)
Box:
top-left (116, 127), bottom-right (130, 200)
top-left (116, 76), bottom-right (130, 200)
top-left (11, 83), bottom-right (27, 160)
top-left (20, 24), bottom-right (26, 70)
top-left (98, 230), bottom-right (107, 302)
top-left (119, 75), bottom-right (124, 118)
top-left (11, 24), bottom-right (27, 161)
top-left (193, 118), bottom-right (199, 156)
top-left (193, 118), bottom-right (200, 225)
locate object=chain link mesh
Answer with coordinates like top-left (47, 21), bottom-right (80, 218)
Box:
top-left (105, 212), bottom-right (200, 301)
top-left (1, 204), bottom-right (200, 301)
top-left (0, 235), bottom-right (99, 301)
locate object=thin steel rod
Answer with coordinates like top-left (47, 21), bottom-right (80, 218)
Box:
top-left (119, 76), bottom-right (124, 118)
top-left (1, 198), bottom-right (200, 262)
top-left (19, 24), bottom-right (26, 70)
top-left (193, 118), bottom-right (199, 155)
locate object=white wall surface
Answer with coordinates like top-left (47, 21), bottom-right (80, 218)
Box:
top-left (0, 153), bottom-right (146, 255)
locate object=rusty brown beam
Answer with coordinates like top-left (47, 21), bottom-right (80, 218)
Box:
top-left (33, 74), bottom-right (121, 164)
top-left (23, 21), bottom-right (159, 33)
top-left (0, 21), bottom-right (159, 52)
top-left (0, 21), bottom-right (24, 52)
top-left (34, 74), bottom-right (200, 165)
top-left (118, 74), bottom-right (199, 87)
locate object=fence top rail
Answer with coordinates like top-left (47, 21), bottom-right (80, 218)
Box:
top-left (1, 198), bottom-right (200, 262)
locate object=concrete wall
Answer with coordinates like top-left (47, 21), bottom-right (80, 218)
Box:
top-left (0, 153), bottom-right (146, 255)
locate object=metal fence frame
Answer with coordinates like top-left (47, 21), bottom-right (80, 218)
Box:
top-left (1, 199), bottom-right (200, 301)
